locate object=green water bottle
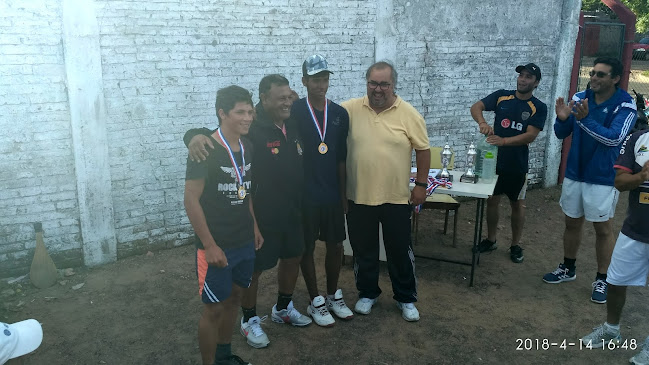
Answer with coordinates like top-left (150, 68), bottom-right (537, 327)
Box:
top-left (476, 136), bottom-right (498, 183)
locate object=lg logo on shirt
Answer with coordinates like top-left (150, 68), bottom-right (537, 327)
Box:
top-left (501, 118), bottom-right (523, 131)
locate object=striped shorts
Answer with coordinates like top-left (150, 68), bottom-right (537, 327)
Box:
top-left (196, 242), bottom-right (255, 303)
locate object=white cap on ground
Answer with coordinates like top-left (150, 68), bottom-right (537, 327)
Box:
top-left (0, 319), bottom-right (43, 365)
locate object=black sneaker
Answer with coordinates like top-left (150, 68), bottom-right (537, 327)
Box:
top-left (509, 245), bottom-right (524, 263)
top-left (477, 239), bottom-right (497, 253)
top-left (214, 355), bottom-right (251, 365)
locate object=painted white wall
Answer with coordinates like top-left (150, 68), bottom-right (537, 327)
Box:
top-left (392, 0), bottom-right (575, 185)
top-left (545, 0), bottom-right (582, 187)
top-left (0, 0), bottom-right (81, 275)
top-left (62, 0), bottom-right (117, 266)
top-left (375, 0), bottom-right (398, 64)
top-left (0, 0), bottom-right (578, 275)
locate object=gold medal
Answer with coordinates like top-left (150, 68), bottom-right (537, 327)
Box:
top-left (318, 142), bottom-right (328, 155)
top-left (237, 186), bottom-right (247, 200)
top-left (307, 97), bottom-right (329, 156)
top-left (215, 128), bottom-right (247, 201)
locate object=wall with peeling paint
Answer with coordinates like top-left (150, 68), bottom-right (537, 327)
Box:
top-left (0, 0), bottom-right (578, 276)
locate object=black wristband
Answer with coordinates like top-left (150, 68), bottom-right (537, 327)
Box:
top-left (414, 181), bottom-right (427, 188)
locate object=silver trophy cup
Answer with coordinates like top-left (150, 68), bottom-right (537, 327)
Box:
top-left (439, 135), bottom-right (453, 181)
top-left (460, 137), bottom-right (479, 184)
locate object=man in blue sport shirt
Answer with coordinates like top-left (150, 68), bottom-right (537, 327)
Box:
top-left (542, 57), bottom-right (637, 304)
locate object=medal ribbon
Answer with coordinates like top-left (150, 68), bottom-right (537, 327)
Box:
top-left (215, 128), bottom-right (245, 186)
top-left (409, 176), bottom-right (453, 213)
top-left (306, 96), bottom-right (328, 143)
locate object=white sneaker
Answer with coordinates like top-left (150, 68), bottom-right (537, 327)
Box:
top-left (307, 295), bottom-right (335, 327)
top-left (397, 302), bottom-right (420, 322)
top-left (271, 300), bottom-right (312, 327)
top-left (240, 315), bottom-right (270, 349)
top-left (354, 297), bottom-right (377, 315)
top-left (631, 350), bottom-right (649, 365)
top-left (326, 289), bottom-right (354, 320)
top-left (581, 323), bottom-right (621, 348)
top-left (630, 336), bottom-right (649, 365)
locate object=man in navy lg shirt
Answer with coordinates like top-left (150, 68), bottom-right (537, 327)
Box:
top-left (293, 55), bottom-right (354, 327)
top-left (471, 63), bottom-right (547, 263)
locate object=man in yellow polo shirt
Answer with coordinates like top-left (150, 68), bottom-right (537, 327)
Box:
top-left (342, 61), bottom-right (431, 322)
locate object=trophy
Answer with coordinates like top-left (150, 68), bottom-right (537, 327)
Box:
top-left (460, 135), bottom-right (479, 184)
top-left (439, 134), bottom-right (453, 181)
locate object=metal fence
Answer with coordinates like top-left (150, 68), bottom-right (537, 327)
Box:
top-left (576, 21), bottom-right (649, 98)
top-left (577, 22), bottom-right (625, 91)
top-left (629, 59), bottom-right (649, 96)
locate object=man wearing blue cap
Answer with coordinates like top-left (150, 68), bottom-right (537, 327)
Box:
top-left (293, 55), bottom-right (354, 327)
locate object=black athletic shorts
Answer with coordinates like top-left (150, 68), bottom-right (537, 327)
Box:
top-left (254, 223), bottom-right (304, 272)
top-left (493, 173), bottom-right (528, 201)
top-left (303, 202), bottom-right (346, 251)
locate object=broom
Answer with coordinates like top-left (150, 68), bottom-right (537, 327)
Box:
top-left (29, 222), bottom-right (58, 289)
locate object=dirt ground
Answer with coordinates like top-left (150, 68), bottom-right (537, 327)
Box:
top-left (2, 185), bottom-right (646, 365)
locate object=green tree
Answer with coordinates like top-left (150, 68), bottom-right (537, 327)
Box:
top-left (582, 0), bottom-right (610, 12)
top-left (582, 0), bottom-right (649, 33)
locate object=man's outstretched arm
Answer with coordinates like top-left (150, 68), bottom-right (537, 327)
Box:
top-left (183, 128), bottom-right (213, 162)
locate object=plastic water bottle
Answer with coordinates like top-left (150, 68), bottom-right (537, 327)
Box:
top-left (481, 151), bottom-right (496, 183)
top-left (475, 136), bottom-right (498, 183)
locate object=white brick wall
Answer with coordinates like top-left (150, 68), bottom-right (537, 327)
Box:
top-left (393, 0), bottom-right (566, 185)
top-left (95, 0), bottom-right (376, 258)
top-left (0, 0), bottom-right (572, 274)
top-left (0, 0), bottom-right (81, 275)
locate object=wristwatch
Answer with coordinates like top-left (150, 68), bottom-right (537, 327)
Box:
top-left (414, 181), bottom-right (427, 188)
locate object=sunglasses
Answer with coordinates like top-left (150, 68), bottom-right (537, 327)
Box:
top-left (589, 70), bottom-right (612, 78)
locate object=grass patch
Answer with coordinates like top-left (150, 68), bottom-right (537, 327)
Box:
top-left (642, 70), bottom-right (649, 77)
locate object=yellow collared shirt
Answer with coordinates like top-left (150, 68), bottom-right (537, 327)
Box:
top-left (342, 95), bottom-right (429, 206)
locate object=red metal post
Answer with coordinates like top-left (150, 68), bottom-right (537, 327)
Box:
top-left (559, 1), bottom-right (636, 183)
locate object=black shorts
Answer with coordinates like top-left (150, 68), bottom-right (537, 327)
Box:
top-left (254, 224), bottom-right (304, 272)
top-left (303, 202), bottom-right (346, 251)
top-left (493, 173), bottom-right (528, 201)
